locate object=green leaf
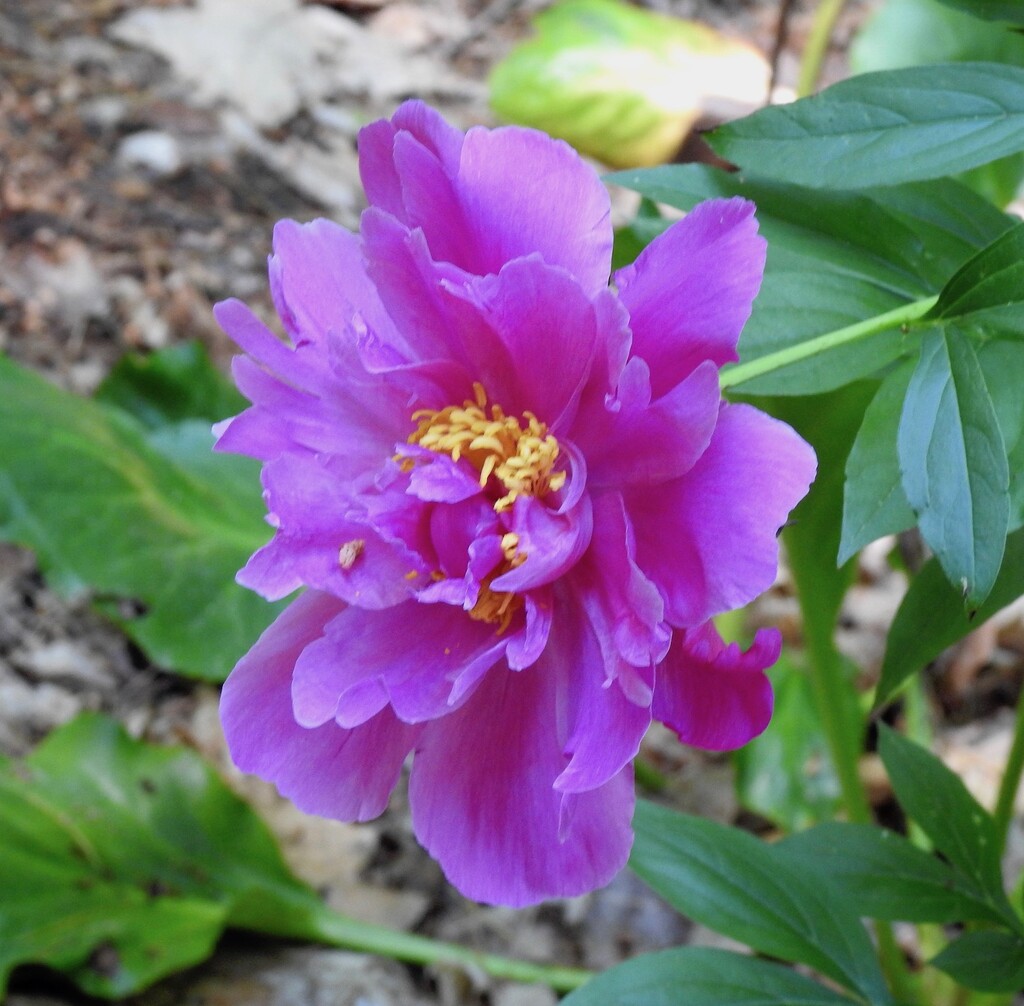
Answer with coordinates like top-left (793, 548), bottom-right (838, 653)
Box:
top-left (562, 947), bottom-right (859, 1006)
top-left (927, 224), bottom-right (1024, 335)
top-left (849, 0), bottom-right (1024, 205)
top-left (851, 0), bottom-right (1024, 71)
top-left (0, 354), bottom-right (283, 680)
top-left (877, 526), bottom-right (1024, 704)
top-left (709, 63), bottom-right (1024, 189)
top-left (897, 328), bottom-right (1009, 608)
top-left (610, 165), bottom-right (1011, 394)
top-left (0, 715), bottom-right (598, 998)
top-left (734, 653), bottom-right (842, 831)
top-left (490, 0), bottom-right (767, 168)
top-left (932, 0), bottom-right (1024, 25)
top-left (877, 726), bottom-right (1014, 919)
top-left (979, 340), bottom-right (1024, 529)
top-left (0, 714), bottom-right (333, 998)
top-left (839, 363), bottom-right (916, 563)
top-left (95, 342), bottom-right (246, 430)
top-left (630, 802), bottom-right (893, 1003)
top-left (931, 932), bottom-right (1024, 992)
top-left (776, 823), bottom-right (1013, 925)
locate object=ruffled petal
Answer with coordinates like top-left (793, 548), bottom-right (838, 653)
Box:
top-left (360, 104), bottom-right (612, 295)
top-left (214, 298), bottom-right (410, 471)
top-left (360, 209), bottom-right (479, 378)
top-left (550, 597), bottom-right (651, 795)
top-left (221, 590), bottom-right (421, 821)
top-left (491, 494), bottom-right (593, 593)
top-left (358, 100), bottom-right (464, 223)
top-left (576, 492), bottom-right (669, 686)
top-left (291, 600), bottom-right (508, 728)
top-left (362, 217), bottom-right (605, 428)
top-left (455, 126), bottom-right (613, 296)
top-left (575, 356), bottom-right (721, 489)
top-left (237, 453), bottom-right (420, 607)
top-left (270, 218), bottom-right (400, 349)
top-left (409, 660), bottom-right (634, 906)
top-left (627, 403), bottom-right (816, 627)
top-left (653, 622), bottom-right (779, 751)
top-left (440, 259), bottom-right (606, 429)
top-left (614, 198), bottom-right (766, 398)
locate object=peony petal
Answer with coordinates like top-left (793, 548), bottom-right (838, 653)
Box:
top-left (549, 598), bottom-right (651, 795)
top-left (491, 494), bottom-right (593, 593)
top-left (221, 590), bottom-right (421, 822)
top-left (628, 403), bottom-right (816, 627)
top-left (439, 258), bottom-right (607, 430)
top-left (576, 492), bottom-right (669, 679)
top-left (653, 622), bottom-right (779, 751)
top-left (575, 356), bottom-right (721, 489)
top-left (237, 453), bottom-right (420, 607)
top-left (214, 299), bottom-right (326, 390)
top-left (270, 218), bottom-right (400, 349)
top-left (410, 660), bottom-right (634, 906)
top-left (614, 198), bottom-right (766, 398)
top-left (454, 126), bottom-right (613, 296)
top-left (358, 100), bottom-right (464, 222)
top-left (360, 209), bottom-right (487, 383)
top-left (291, 600), bottom-right (508, 728)
top-left (505, 586), bottom-right (554, 671)
top-left (400, 446), bottom-right (485, 504)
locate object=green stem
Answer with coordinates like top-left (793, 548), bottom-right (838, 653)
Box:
top-left (797, 0), bottom-right (847, 97)
top-left (993, 685), bottom-right (1024, 859)
top-left (719, 296), bottom-right (938, 391)
top-left (303, 904), bottom-right (594, 992)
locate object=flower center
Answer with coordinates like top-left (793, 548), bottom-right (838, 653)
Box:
top-left (408, 386), bottom-right (563, 633)
top-left (467, 532), bottom-right (525, 633)
top-left (408, 383), bottom-right (566, 513)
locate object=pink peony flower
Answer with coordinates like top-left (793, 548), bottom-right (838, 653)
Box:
top-left (216, 101), bottom-right (816, 907)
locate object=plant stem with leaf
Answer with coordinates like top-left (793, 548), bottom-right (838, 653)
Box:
top-left (719, 295), bottom-right (938, 391)
top-left (301, 901), bottom-right (594, 991)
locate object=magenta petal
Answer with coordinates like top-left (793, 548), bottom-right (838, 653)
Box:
top-left (360, 208), bottom-right (488, 378)
top-left (214, 299), bottom-right (325, 390)
top-left (615, 198), bottom-right (766, 398)
top-left (455, 126), bottom-right (613, 295)
top-left (577, 492), bottom-right (669, 677)
top-left (578, 357), bottom-right (721, 489)
top-left (441, 259), bottom-right (604, 428)
top-left (221, 591), bottom-right (421, 821)
top-left (358, 100), bottom-right (464, 222)
top-left (549, 600), bottom-right (651, 795)
top-left (237, 453), bottom-right (418, 607)
top-left (628, 403), bottom-right (816, 627)
top-left (505, 587), bottom-right (554, 671)
top-left (492, 495), bottom-right (593, 593)
top-left (270, 218), bottom-right (399, 349)
top-left (653, 622), bottom-right (779, 751)
top-left (291, 600), bottom-right (507, 728)
top-left (400, 447), bottom-right (484, 504)
top-left (410, 662), bottom-right (634, 906)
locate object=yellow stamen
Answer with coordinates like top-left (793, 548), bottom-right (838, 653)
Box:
top-left (408, 385), bottom-right (566, 512)
top-left (338, 539), bottom-right (365, 570)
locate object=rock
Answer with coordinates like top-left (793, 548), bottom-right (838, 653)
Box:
top-left (117, 129), bottom-right (184, 177)
top-left (17, 640), bottom-right (112, 688)
top-left (0, 676), bottom-right (83, 753)
top-left (131, 946), bottom-right (433, 1006)
top-left (492, 984), bottom-right (559, 1006)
